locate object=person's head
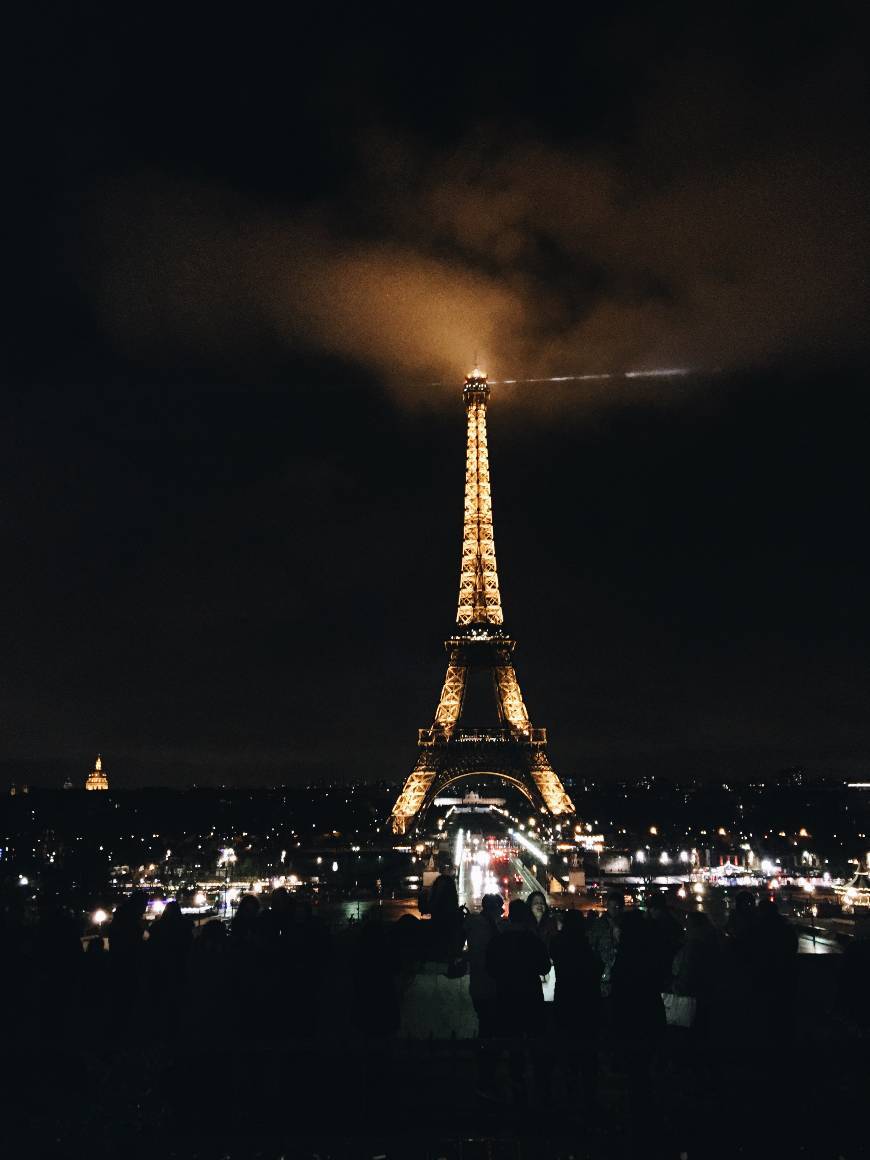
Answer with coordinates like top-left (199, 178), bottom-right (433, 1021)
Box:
top-left (561, 909), bottom-right (587, 936)
top-left (438, 861), bottom-right (455, 878)
top-left (508, 899), bottom-right (532, 928)
top-left (606, 890), bottom-right (625, 920)
top-left (757, 898), bottom-right (780, 922)
top-left (527, 891), bottom-right (548, 924)
top-left (270, 886), bottom-right (294, 914)
top-left (735, 890), bottom-right (755, 913)
top-left (127, 891), bottom-right (148, 919)
top-left (159, 900), bottom-right (181, 923)
top-left (199, 919), bottom-right (226, 949)
top-left (618, 907), bottom-right (644, 947)
top-left (481, 893), bottom-right (504, 919)
top-left (646, 891), bottom-right (668, 914)
top-left (234, 894), bottom-right (260, 922)
top-left (393, 912), bottom-right (421, 959)
top-left (686, 910), bottom-right (712, 937)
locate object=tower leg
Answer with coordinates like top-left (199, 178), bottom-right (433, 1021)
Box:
top-left (529, 750), bottom-right (575, 817)
top-left (390, 752), bottom-right (438, 835)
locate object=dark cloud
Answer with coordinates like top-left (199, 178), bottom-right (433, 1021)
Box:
top-left (69, 31), bottom-right (868, 406)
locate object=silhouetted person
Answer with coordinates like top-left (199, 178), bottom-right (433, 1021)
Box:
top-left (81, 935), bottom-right (111, 1031)
top-left (190, 919), bottom-right (230, 1044)
top-left (486, 899), bottom-right (552, 1102)
top-left (727, 890), bottom-right (756, 950)
top-left (107, 891), bottom-right (147, 1033)
top-left (589, 889), bottom-right (624, 997)
top-left (837, 918), bottom-right (870, 1033)
top-left (465, 893), bottom-right (505, 1098)
top-left (229, 893), bottom-right (262, 1007)
top-left (352, 914), bottom-right (401, 1038)
top-left (259, 888), bottom-right (330, 1037)
top-left (230, 893), bottom-right (261, 947)
top-left (527, 890), bottom-right (557, 946)
top-left (33, 895), bottom-right (82, 1041)
top-left (671, 910), bottom-right (720, 1041)
top-left (149, 901), bottom-right (192, 973)
top-left (669, 909), bottom-right (722, 1158)
top-left (550, 909), bottom-right (602, 1107)
top-left (750, 898), bottom-right (798, 1047)
top-left (291, 897), bottom-right (332, 1036)
top-left (645, 891), bottom-right (683, 991)
top-left (610, 909), bottom-right (665, 1135)
top-left (0, 902), bottom-right (31, 1043)
top-left (148, 901), bottom-right (192, 1034)
top-left (427, 862), bottom-right (462, 961)
top-left (258, 886), bottom-right (296, 1013)
top-left (393, 912), bottom-right (424, 978)
top-left (724, 890), bottom-right (757, 1044)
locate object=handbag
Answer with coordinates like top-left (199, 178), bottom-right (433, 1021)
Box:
top-left (541, 965), bottom-right (556, 1003)
top-left (661, 992), bottom-right (697, 1028)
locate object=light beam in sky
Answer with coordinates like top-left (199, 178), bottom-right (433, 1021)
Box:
top-left (428, 367), bottom-right (704, 388)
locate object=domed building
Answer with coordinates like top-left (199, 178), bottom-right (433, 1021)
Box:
top-left (85, 754), bottom-right (108, 791)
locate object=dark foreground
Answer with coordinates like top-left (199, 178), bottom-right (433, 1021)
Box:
top-left (5, 951), bottom-right (868, 1160)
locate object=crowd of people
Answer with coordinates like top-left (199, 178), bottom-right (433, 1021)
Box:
top-left (458, 881), bottom-right (805, 1113)
top-left (3, 870), bottom-right (865, 1073)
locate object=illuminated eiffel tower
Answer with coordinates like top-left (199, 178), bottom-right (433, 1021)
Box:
top-left (389, 368), bottom-right (575, 834)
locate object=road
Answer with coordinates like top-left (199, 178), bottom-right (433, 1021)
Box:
top-left (457, 849), bottom-right (548, 911)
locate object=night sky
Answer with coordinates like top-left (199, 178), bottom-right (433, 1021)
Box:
top-left (4, 7), bottom-right (869, 788)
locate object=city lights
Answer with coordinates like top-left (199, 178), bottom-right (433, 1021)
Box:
top-left (509, 828), bottom-right (548, 864)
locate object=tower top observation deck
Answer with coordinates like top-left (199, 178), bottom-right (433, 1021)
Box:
top-left (463, 366), bottom-right (490, 403)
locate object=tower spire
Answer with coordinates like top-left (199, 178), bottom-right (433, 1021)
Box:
top-left (457, 367), bottom-right (503, 627)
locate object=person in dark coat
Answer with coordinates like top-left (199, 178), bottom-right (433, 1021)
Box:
top-left (465, 893), bottom-right (505, 1099)
top-left (671, 910), bottom-right (720, 1042)
top-left (427, 862), bottom-right (462, 961)
top-left (645, 891), bottom-right (683, 991)
top-left (550, 909), bottom-right (602, 1105)
top-left (352, 914), bottom-right (401, 1038)
top-left (147, 900), bottom-right (193, 1036)
top-left (32, 895), bottom-right (83, 1042)
top-left (107, 891), bottom-right (147, 1038)
top-left (588, 889), bottom-right (623, 997)
top-left (610, 908), bottom-right (666, 1129)
top-left (486, 899), bottom-right (552, 1102)
top-left (749, 899), bottom-right (798, 1047)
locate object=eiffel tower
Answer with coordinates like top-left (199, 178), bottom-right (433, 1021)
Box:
top-left (389, 368), bottom-right (576, 835)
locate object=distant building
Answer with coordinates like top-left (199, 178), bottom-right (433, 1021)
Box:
top-left (85, 754), bottom-right (109, 791)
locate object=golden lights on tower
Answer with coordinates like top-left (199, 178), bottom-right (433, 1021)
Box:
top-left (457, 367), bottom-right (503, 627)
top-left (389, 368), bottom-right (576, 834)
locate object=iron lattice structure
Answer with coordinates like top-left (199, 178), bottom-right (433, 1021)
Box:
top-left (389, 370), bottom-right (576, 834)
